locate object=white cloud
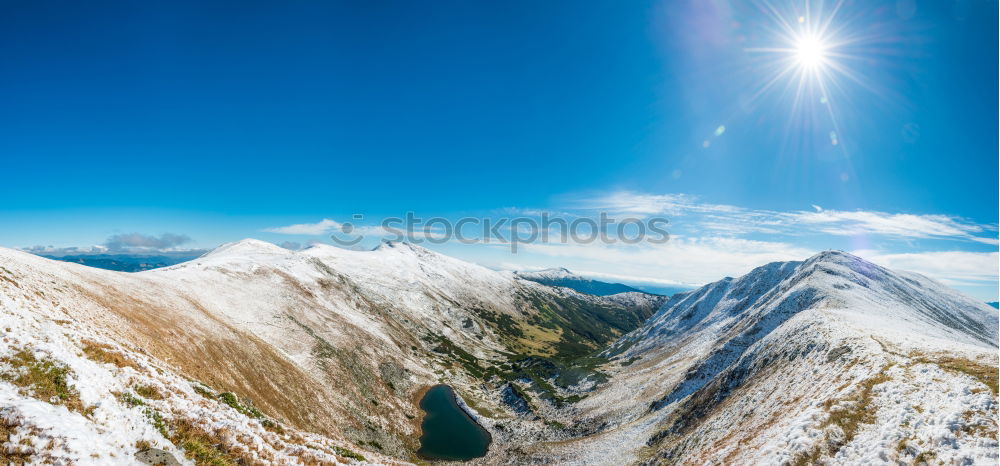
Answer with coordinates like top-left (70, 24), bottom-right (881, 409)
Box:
top-left (575, 191), bottom-right (740, 216)
top-left (264, 219), bottom-right (341, 235)
top-left (854, 250), bottom-right (999, 286)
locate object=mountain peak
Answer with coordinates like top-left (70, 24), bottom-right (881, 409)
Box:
top-left (517, 267), bottom-right (575, 279)
top-left (797, 249), bottom-right (893, 283)
top-left (805, 249), bottom-right (863, 264)
top-left (372, 240), bottom-right (435, 255)
top-left (623, 248), bottom-right (997, 359)
top-left (203, 238), bottom-right (290, 258)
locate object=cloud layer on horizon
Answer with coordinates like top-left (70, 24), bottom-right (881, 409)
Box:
top-left (260, 191), bottom-right (998, 299)
top-left (21, 232), bottom-right (204, 257)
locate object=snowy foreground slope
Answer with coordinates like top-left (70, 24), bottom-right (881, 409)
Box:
top-left (0, 240), bottom-right (661, 464)
top-left (0, 243), bottom-right (995, 465)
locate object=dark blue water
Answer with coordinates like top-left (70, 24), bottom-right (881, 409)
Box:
top-left (417, 384), bottom-right (491, 461)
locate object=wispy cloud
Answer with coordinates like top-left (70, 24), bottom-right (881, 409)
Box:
top-left (575, 191), bottom-right (740, 215)
top-left (790, 209), bottom-right (995, 242)
top-left (579, 191), bottom-right (998, 244)
top-left (264, 219), bottom-right (341, 235)
top-left (855, 250), bottom-right (999, 287)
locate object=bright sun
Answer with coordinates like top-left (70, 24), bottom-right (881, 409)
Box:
top-left (743, 0), bottom-right (874, 152)
top-left (795, 35), bottom-right (827, 68)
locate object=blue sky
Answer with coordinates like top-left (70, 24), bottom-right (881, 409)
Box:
top-left (1, 1), bottom-right (997, 300)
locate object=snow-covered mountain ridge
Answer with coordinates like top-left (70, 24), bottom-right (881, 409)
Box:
top-left (0, 244), bottom-right (995, 465)
top-left (509, 250), bottom-right (998, 465)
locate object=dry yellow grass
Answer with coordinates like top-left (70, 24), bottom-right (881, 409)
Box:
top-left (913, 354), bottom-right (998, 396)
top-left (81, 339), bottom-right (141, 370)
top-left (820, 371), bottom-right (892, 443)
top-left (168, 418), bottom-right (263, 466)
top-left (74, 283), bottom-right (349, 437)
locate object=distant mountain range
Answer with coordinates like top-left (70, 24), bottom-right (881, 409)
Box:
top-left (515, 268), bottom-right (646, 295)
top-left (0, 242), bottom-right (995, 464)
top-left (42, 253), bottom-right (201, 272)
top-left (515, 267), bottom-right (692, 296)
